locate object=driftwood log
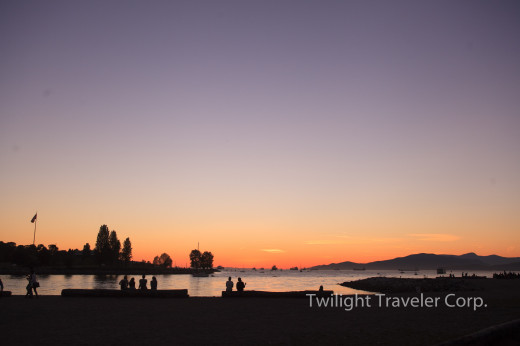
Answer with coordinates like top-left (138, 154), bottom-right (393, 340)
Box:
top-left (222, 290), bottom-right (333, 298)
top-left (61, 289), bottom-right (188, 298)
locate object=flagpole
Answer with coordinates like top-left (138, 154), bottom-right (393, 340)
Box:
top-left (33, 217), bottom-right (37, 246)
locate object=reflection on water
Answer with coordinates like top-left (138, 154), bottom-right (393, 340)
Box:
top-left (0, 270), bottom-right (496, 296)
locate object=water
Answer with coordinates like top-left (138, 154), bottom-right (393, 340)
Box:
top-left (1, 269), bottom-right (496, 296)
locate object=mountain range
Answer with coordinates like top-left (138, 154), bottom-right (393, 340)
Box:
top-left (310, 253), bottom-right (520, 271)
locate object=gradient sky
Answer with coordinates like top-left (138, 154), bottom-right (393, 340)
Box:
top-left (1, 0), bottom-right (519, 267)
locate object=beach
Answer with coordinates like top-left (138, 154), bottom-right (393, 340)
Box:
top-left (2, 281), bottom-right (520, 345)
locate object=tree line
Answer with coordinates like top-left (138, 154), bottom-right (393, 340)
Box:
top-left (1, 224), bottom-right (215, 271)
top-left (0, 241), bottom-right (87, 268)
top-left (0, 224), bottom-right (132, 268)
top-left (150, 249), bottom-right (214, 270)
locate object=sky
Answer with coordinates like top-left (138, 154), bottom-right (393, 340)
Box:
top-left (1, 0), bottom-right (519, 268)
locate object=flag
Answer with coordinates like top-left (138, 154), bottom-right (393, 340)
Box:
top-left (31, 213), bottom-right (37, 223)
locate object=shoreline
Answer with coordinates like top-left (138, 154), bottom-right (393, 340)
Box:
top-left (340, 276), bottom-right (520, 294)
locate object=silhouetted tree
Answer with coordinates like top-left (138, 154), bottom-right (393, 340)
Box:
top-left (48, 244), bottom-right (59, 255)
top-left (0, 241), bottom-right (16, 262)
top-left (108, 230), bottom-right (121, 263)
top-left (95, 225), bottom-right (111, 264)
top-left (82, 243), bottom-right (91, 257)
top-left (189, 249), bottom-right (202, 270)
top-left (37, 244), bottom-right (51, 265)
top-left (48, 244), bottom-right (59, 265)
top-left (120, 237), bottom-right (132, 263)
top-left (81, 243), bottom-right (91, 263)
top-left (200, 251), bottom-right (214, 270)
top-left (65, 249), bottom-right (75, 267)
top-left (153, 253), bottom-right (173, 268)
top-left (12, 245), bottom-right (37, 266)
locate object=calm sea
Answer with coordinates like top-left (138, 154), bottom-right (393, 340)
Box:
top-left (1, 269), bottom-right (497, 296)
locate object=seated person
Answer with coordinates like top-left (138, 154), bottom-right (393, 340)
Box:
top-left (138, 274), bottom-right (148, 290)
top-left (129, 277), bottom-right (136, 289)
top-left (236, 277), bottom-right (246, 292)
top-left (119, 275), bottom-right (129, 290)
top-left (225, 277), bottom-right (233, 292)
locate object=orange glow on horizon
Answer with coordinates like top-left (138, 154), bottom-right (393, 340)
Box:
top-left (1, 209), bottom-right (518, 269)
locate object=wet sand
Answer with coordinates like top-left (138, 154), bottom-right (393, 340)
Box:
top-left (2, 282), bottom-right (519, 345)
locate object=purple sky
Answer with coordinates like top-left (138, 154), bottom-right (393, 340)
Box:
top-left (1, 1), bottom-right (519, 262)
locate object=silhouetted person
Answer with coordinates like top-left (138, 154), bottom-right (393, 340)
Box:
top-left (236, 277), bottom-right (246, 292)
top-left (25, 275), bottom-right (33, 298)
top-left (119, 275), bottom-right (129, 290)
top-left (319, 285), bottom-right (324, 292)
top-left (139, 275), bottom-right (148, 290)
top-left (151, 276), bottom-right (158, 290)
top-left (129, 277), bottom-right (136, 290)
top-left (0, 277), bottom-right (3, 292)
top-left (29, 269), bottom-right (39, 297)
top-left (226, 277), bottom-right (234, 292)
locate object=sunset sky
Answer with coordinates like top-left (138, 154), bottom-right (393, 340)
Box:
top-left (1, 1), bottom-right (519, 268)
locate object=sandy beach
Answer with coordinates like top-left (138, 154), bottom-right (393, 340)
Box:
top-left (2, 281), bottom-right (520, 345)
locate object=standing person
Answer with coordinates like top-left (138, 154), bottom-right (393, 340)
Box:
top-left (0, 277), bottom-right (3, 292)
top-left (30, 269), bottom-right (39, 297)
top-left (225, 277), bottom-right (234, 292)
top-left (236, 277), bottom-right (246, 292)
top-left (119, 275), bottom-right (129, 290)
top-left (150, 276), bottom-right (158, 290)
top-left (129, 277), bottom-right (136, 289)
top-left (25, 275), bottom-right (33, 298)
top-left (138, 275), bottom-right (148, 290)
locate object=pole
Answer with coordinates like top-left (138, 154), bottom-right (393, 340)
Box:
top-left (33, 214), bottom-right (38, 245)
top-left (33, 218), bottom-right (37, 246)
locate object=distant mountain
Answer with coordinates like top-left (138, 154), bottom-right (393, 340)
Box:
top-left (459, 253), bottom-right (520, 266)
top-left (310, 253), bottom-right (520, 271)
top-left (311, 261), bottom-right (360, 270)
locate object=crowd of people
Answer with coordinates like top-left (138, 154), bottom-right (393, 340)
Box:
top-left (117, 275), bottom-right (249, 292)
top-left (493, 271), bottom-right (520, 279)
top-left (118, 275), bottom-right (159, 290)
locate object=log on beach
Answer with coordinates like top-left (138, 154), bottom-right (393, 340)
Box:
top-left (221, 290), bottom-right (333, 298)
top-left (61, 289), bottom-right (188, 298)
top-left (0, 291), bottom-right (12, 297)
